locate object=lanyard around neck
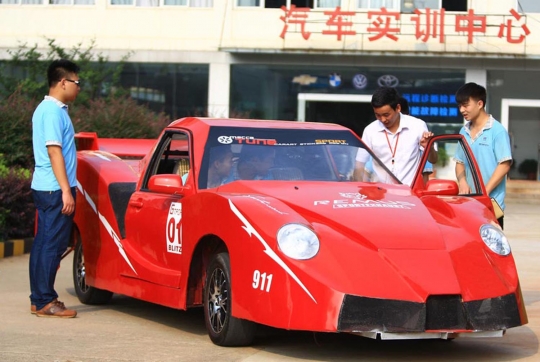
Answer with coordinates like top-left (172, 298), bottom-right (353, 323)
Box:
top-left (384, 131), bottom-right (400, 165)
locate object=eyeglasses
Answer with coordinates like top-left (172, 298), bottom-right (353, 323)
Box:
top-left (65, 79), bottom-right (81, 87)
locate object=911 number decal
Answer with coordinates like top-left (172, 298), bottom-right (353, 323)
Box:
top-left (166, 202), bottom-right (182, 254)
top-left (253, 270), bottom-right (273, 292)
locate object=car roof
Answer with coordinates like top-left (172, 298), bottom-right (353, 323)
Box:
top-left (169, 117), bottom-right (352, 131)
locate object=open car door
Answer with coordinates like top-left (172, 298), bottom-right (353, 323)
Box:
top-left (411, 134), bottom-right (497, 217)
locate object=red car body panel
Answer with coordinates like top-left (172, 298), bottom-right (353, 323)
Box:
top-left (73, 117), bottom-right (527, 341)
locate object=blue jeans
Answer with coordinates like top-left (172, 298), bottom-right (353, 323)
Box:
top-left (29, 188), bottom-right (76, 310)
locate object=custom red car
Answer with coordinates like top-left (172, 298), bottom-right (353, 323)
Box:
top-left (72, 117), bottom-right (527, 346)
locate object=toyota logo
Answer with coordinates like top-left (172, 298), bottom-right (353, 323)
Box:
top-left (377, 75), bottom-right (399, 87)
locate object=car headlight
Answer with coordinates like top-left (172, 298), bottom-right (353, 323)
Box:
top-left (480, 224), bottom-right (511, 256)
top-left (277, 223), bottom-right (319, 260)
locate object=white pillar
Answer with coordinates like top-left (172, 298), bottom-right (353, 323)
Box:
top-left (465, 69), bottom-right (487, 87)
top-left (208, 62), bottom-right (230, 118)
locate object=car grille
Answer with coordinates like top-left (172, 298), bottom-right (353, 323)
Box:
top-left (338, 293), bottom-right (522, 332)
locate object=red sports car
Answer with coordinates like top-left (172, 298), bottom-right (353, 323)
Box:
top-left (72, 117), bottom-right (527, 346)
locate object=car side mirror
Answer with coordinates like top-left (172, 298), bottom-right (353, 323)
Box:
top-left (417, 179), bottom-right (459, 197)
top-left (148, 174), bottom-right (191, 195)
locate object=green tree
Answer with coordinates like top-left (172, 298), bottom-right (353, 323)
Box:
top-left (0, 39), bottom-right (171, 239)
top-left (0, 38), bottom-right (131, 105)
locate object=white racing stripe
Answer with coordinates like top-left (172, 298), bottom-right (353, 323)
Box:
top-left (77, 180), bottom-right (138, 275)
top-left (228, 199), bottom-right (316, 304)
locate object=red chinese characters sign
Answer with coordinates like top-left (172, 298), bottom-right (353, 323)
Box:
top-left (279, 6), bottom-right (531, 45)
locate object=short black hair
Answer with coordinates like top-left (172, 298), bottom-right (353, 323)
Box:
top-left (371, 87), bottom-right (400, 110)
top-left (209, 145), bottom-right (232, 164)
top-left (47, 59), bottom-right (80, 88)
top-left (455, 82), bottom-right (487, 108)
top-left (398, 97), bottom-right (410, 115)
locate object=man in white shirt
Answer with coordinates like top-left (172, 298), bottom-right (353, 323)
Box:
top-left (354, 87), bottom-right (438, 186)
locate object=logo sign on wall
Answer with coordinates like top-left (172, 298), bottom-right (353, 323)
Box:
top-left (377, 74), bottom-right (399, 87)
top-left (329, 73), bottom-right (341, 87)
top-left (352, 74), bottom-right (368, 89)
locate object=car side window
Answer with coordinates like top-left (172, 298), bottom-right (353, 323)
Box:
top-left (422, 138), bottom-right (482, 195)
top-left (143, 132), bottom-right (190, 188)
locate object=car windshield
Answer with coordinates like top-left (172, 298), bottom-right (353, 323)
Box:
top-left (198, 126), bottom-right (400, 189)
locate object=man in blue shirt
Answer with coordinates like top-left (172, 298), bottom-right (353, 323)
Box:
top-left (454, 83), bottom-right (512, 228)
top-left (30, 59), bottom-right (81, 318)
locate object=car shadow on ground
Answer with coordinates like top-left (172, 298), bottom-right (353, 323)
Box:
top-left (65, 287), bottom-right (538, 361)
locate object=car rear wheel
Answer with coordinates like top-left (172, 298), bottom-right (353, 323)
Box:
top-left (73, 239), bottom-right (113, 305)
top-left (204, 252), bottom-right (255, 346)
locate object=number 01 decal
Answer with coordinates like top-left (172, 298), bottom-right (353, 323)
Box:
top-left (252, 270), bottom-right (273, 292)
top-left (166, 202), bottom-right (182, 254)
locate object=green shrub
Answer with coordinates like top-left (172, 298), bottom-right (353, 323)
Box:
top-left (72, 95), bottom-right (170, 139)
top-left (0, 156), bottom-right (33, 240)
top-left (0, 89), bottom-right (37, 169)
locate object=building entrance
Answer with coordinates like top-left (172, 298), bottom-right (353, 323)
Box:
top-left (297, 93), bottom-right (373, 138)
top-left (501, 98), bottom-right (540, 180)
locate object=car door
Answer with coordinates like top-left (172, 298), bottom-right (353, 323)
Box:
top-left (123, 131), bottom-right (192, 288)
top-left (411, 134), bottom-right (494, 212)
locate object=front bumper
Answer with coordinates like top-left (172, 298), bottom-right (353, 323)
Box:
top-left (338, 293), bottom-right (524, 338)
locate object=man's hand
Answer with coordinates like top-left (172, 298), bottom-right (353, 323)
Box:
top-left (420, 131), bottom-right (434, 149)
top-left (61, 189), bottom-right (75, 215)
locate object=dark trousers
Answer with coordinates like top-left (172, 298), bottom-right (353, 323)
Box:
top-left (29, 188), bottom-right (76, 310)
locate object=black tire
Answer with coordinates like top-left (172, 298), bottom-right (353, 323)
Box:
top-left (73, 240), bottom-right (113, 305)
top-left (204, 252), bottom-right (255, 346)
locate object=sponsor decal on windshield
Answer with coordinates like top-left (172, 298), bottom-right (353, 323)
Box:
top-left (218, 135), bottom-right (277, 145)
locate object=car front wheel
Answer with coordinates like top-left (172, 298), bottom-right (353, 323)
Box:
top-left (204, 252), bottom-right (255, 346)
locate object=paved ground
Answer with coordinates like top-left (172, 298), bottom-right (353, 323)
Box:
top-left (0, 201), bottom-right (538, 362)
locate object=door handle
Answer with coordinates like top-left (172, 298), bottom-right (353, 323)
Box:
top-left (129, 200), bottom-right (143, 208)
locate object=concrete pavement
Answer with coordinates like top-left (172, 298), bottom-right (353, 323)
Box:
top-left (0, 201), bottom-right (538, 362)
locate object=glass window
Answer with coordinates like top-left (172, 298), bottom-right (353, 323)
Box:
top-left (119, 63), bottom-right (209, 120)
top-left (357, 0), bottom-right (398, 10)
top-left (316, 0), bottom-right (339, 9)
top-left (136, 0), bottom-right (159, 5)
top-left (445, 139), bottom-right (482, 195)
top-left (164, 0), bottom-right (187, 5)
top-left (199, 126), bottom-right (397, 187)
top-left (230, 64), bottom-right (464, 134)
top-left (401, 0), bottom-right (439, 13)
top-left (265, 0), bottom-right (314, 9)
top-left (402, 0), bottom-right (467, 12)
top-left (237, 0), bottom-right (260, 5)
top-left (0, 0), bottom-right (19, 3)
top-left (109, 0), bottom-right (212, 5)
top-left (145, 132), bottom-right (190, 185)
top-left (190, 0), bottom-right (213, 6)
top-left (21, 0), bottom-right (43, 3)
top-left (517, 0), bottom-right (540, 12)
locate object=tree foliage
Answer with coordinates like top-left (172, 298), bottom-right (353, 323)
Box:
top-left (0, 39), bottom-right (172, 239)
top-left (0, 38), bottom-right (131, 105)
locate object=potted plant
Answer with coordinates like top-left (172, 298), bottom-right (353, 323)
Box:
top-left (518, 159), bottom-right (538, 180)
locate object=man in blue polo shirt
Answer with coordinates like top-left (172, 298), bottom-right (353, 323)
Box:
top-left (454, 83), bottom-right (512, 228)
top-left (30, 59), bottom-right (80, 318)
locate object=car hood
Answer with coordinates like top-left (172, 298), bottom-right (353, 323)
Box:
top-left (216, 181), bottom-right (515, 302)
top-left (218, 181), bottom-right (453, 251)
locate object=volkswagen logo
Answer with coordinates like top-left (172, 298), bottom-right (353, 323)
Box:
top-left (377, 74), bottom-right (399, 87)
top-left (352, 74), bottom-right (368, 90)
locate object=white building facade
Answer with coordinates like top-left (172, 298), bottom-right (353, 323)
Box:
top-left (1, 0), bottom-right (539, 178)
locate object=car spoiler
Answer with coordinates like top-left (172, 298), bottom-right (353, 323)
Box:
top-left (75, 132), bottom-right (157, 158)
